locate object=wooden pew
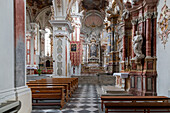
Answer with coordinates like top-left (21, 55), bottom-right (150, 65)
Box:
top-left (104, 102), bottom-right (170, 113)
top-left (30, 86), bottom-right (65, 109)
top-left (28, 78), bottom-right (78, 97)
top-left (27, 83), bottom-right (69, 102)
top-left (41, 78), bottom-right (78, 95)
top-left (101, 96), bottom-right (169, 111)
top-left (38, 78), bottom-right (74, 96)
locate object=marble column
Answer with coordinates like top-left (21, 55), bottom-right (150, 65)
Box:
top-left (111, 16), bottom-right (119, 73)
top-left (39, 29), bottom-right (46, 57)
top-left (30, 23), bottom-right (39, 66)
top-left (50, 20), bottom-right (73, 77)
top-left (26, 33), bottom-right (32, 65)
top-left (153, 12), bottom-right (157, 57)
top-left (49, 34), bottom-right (53, 57)
top-left (145, 12), bottom-right (152, 57)
top-left (121, 27), bottom-right (126, 71)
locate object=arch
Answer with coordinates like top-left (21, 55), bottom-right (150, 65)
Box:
top-left (34, 6), bottom-right (52, 29)
top-left (26, 8), bottom-right (32, 31)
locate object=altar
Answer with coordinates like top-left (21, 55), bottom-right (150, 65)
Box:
top-left (113, 73), bottom-right (130, 91)
top-left (87, 31), bottom-right (101, 66)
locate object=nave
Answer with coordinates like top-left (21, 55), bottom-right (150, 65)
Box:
top-left (1, 0), bottom-right (170, 113)
top-left (32, 84), bottom-right (101, 113)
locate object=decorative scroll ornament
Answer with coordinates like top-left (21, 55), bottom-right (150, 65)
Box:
top-left (158, 0), bottom-right (170, 48)
top-left (51, 6), bottom-right (54, 20)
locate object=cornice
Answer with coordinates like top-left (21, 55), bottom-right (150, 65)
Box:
top-left (49, 20), bottom-right (73, 33)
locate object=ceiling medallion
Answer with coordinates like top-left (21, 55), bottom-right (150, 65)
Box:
top-left (158, 0), bottom-right (170, 49)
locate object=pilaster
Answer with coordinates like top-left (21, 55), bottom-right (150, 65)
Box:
top-left (39, 29), bottom-right (46, 57)
top-left (30, 23), bottom-right (39, 67)
top-left (50, 20), bottom-right (73, 77)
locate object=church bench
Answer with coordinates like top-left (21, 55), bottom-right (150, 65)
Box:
top-left (28, 79), bottom-right (73, 95)
top-left (48, 78), bottom-right (78, 90)
top-left (104, 102), bottom-right (170, 113)
top-left (41, 78), bottom-right (78, 94)
top-left (28, 77), bottom-right (78, 97)
top-left (101, 96), bottom-right (169, 111)
top-left (38, 78), bottom-right (74, 96)
top-left (27, 83), bottom-right (69, 102)
top-left (29, 86), bottom-right (65, 109)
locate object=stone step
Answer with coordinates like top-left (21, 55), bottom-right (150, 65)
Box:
top-left (71, 75), bottom-right (115, 85)
top-left (101, 86), bottom-right (133, 96)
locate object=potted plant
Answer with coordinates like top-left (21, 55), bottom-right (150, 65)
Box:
top-left (37, 69), bottom-right (42, 76)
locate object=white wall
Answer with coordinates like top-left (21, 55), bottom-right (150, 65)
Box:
top-left (157, 0), bottom-right (170, 97)
top-left (0, 0), bottom-right (15, 102)
top-left (0, 1), bottom-right (32, 112)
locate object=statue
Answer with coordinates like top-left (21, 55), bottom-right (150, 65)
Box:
top-left (122, 8), bottom-right (130, 20)
top-left (41, 51), bottom-right (45, 57)
top-left (133, 31), bottom-right (145, 61)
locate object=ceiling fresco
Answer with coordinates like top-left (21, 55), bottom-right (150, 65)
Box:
top-left (81, 0), bottom-right (109, 10)
top-left (27, 0), bottom-right (52, 9)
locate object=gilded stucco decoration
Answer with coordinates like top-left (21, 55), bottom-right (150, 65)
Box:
top-left (158, 0), bottom-right (170, 48)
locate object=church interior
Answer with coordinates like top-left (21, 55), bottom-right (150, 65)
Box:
top-left (0, 0), bottom-right (170, 113)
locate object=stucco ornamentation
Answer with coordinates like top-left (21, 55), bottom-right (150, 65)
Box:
top-left (158, 0), bottom-right (170, 48)
top-left (57, 55), bottom-right (62, 61)
top-left (57, 69), bottom-right (62, 76)
top-left (57, 46), bottom-right (62, 54)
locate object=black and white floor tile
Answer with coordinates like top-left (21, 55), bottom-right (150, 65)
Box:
top-left (61, 84), bottom-right (101, 113)
top-left (32, 84), bottom-right (102, 113)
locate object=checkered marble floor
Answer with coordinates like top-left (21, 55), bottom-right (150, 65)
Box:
top-left (61, 84), bottom-right (101, 113)
top-left (32, 84), bottom-right (101, 113)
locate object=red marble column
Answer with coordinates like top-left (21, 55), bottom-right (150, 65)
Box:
top-left (154, 18), bottom-right (157, 57)
top-left (146, 17), bottom-right (151, 57)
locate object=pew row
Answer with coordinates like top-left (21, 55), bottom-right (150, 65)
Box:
top-left (101, 96), bottom-right (169, 111)
top-left (27, 77), bottom-right (78, 109)
top-left (104, 102), bottom-right (170, 113)
top-left (27, 83), bottom-right (69, 102)
top-left (30, 86), bottom-right (65, 109)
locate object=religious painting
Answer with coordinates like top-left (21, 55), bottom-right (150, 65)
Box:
top-left (71, 44), bottom-right (77, 52)
top-left (90, 44), bottom-right (97, 57)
